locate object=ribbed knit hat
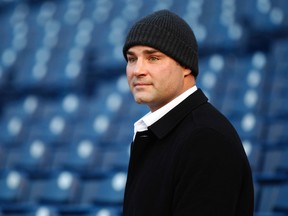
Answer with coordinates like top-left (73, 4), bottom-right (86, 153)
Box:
top-left (123, 10), bottom-right (199, 77)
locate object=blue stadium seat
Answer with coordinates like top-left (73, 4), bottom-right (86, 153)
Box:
top-left (274, 183), bottom-right (288, 213)
top-left (45, 49), bottom-right (86, 90)
top-left (261, 148), bottom-right (288, 175)
top-left (72, 113), bottom-right (111, 144)
top-left (54, 139), bottom-right (103, 176)
top-left (100, 146), bottom-right (130, 172)
top-left (268, 76), bottom-right (288, 119)
top-left (82, 172), bottom-right (126, 206)
top-left (35, 171), bottom-right (80, 204)
top-left (266, 121), bottom-right (288, 146)
top-left (229, 113), bottom-right (264, 142)
top-left (257, 184), bottom-right (281, 212)
top-left (0, 113), bottom-right (29, 147)
top-left (0, 170), bottom-right (28, 204)
top-left (28, 113), bottom-right (73, 147)
top-left (258, 185), bottom-right (288, 216)
top-left (272, 39), bottom-right (288, 65)
top-left (13, 51), bottom-right (41, 89)
top-left (39, 94), bottom-right (88, 123)
top-left (242, 141), bottom-right (262, 173)
top-left (7, 139), bottom-right (52, 175)
top-left (0, 95), bottom-right (42, 130)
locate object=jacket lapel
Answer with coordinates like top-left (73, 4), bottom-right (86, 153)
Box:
top-left (148, 89), bottom-right (208, 139)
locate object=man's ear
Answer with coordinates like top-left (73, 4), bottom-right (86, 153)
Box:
top-left (183, 67), bottom-right (192, 77)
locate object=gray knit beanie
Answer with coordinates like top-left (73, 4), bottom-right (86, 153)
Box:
top-left (123, 10), bottom-right (199, 77)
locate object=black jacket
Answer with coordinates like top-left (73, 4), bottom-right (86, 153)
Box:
top-left (123, 89), bottom-right (254, 216)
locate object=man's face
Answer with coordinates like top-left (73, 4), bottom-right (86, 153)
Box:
top-left (126, 45), bottom-right (190, 112)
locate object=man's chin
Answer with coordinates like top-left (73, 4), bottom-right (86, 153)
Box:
top-left (134, 96), bottom-right (150, 105)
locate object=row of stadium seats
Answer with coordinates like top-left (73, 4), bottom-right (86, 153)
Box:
top-left (1, 0), bottom-right (288, 90)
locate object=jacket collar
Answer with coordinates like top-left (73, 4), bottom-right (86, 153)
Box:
top-left (148, 89), bottom-right (208, 139)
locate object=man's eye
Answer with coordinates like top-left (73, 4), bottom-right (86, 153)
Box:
top-left (149, 56), bottom-right (159, 61)
top-left (128, 57), bottom-right (136, 63)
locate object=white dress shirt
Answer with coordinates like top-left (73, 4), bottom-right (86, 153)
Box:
top-left (133, 85), bottom-right (197, 140)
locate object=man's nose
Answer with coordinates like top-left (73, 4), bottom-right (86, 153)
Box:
top-left (133, 59), bottom-right (147, 76)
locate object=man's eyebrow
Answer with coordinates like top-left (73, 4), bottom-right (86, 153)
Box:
top-left (143, 49), bottom-right (160, 55)
top-left (126, 50), bottom-right (135, 56)
top-left (126, 49), bottom-right (161, 56)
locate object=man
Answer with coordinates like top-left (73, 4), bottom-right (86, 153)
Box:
top-left (122, 9), bottom-right (254, 216)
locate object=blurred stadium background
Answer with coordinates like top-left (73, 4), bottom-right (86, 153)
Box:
top-left (0, 0), bottom-right (287, 215)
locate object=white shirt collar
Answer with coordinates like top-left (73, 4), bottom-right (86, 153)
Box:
top-left (134, 85), bottom-right (197, 138)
